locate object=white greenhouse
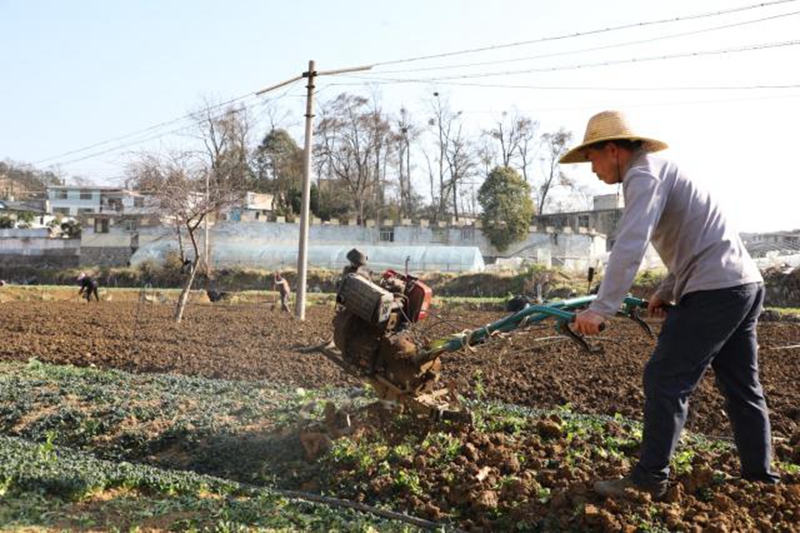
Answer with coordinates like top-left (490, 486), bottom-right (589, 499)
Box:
top-left (130, 242), bottom-right (485, 273)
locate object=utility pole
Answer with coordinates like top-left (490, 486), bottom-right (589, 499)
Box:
top-left (295, 60), bottom-right (316, 321)
top-left (203, 169), bottom-right (210, 275)
top-left (293, 61), bottom-right (373, 321)
top-left (256, 61), bottom-right (373, 321)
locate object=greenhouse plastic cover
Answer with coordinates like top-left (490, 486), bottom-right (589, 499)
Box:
top-left (131, 241), bottom-right (485, 273)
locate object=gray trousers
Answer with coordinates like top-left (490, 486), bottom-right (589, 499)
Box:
top-left (631, 282), bottom-right (779, 488)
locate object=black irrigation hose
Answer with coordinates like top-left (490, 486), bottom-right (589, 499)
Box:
top-left (271, 488), bottom-right (464, 532)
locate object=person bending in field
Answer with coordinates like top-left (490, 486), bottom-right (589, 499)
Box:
top-left (77, 272), bottom-right (100, 302)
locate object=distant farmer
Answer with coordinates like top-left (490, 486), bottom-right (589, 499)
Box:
top-left (563, 110), bottom-right (779, 498)
top-left (180, 258), bottom-right (193, 275)
top-left (273, 272), bottom-right (291, 313)
top-left (76, 272), bottom-right (100, 302)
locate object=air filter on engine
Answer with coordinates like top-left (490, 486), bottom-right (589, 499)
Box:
top-left (337, 274), bottom-right (396, 325)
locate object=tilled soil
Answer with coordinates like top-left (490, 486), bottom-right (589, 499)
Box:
top-left (2, 300), bottom-right (798, 439)
top-left (317, 410), bottom-right (800, 532)
top-left (2, 299), bottom-right (800, 531)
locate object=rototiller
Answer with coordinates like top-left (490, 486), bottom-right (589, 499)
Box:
top-left (317, 269), bottom-right (657, 422)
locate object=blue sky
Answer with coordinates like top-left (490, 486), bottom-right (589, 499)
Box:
top-left (2, 0), bottom-right (799, 231)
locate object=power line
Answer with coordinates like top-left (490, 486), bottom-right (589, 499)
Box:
top-left (330, 79), bottom-right (800, 92)
top-left (350, 39), bottom-right (800, 83)
top-left (34, 92), bottom-right (258, 166)
top-left (39, 83), bottom-right (301, 169)
top-left (373, 0), bottom-right (800, 66)
top-left (453, 91), bottom-right (800, 115)
top-left (368, 8), bottom-right (800, 75)
top-left (27, 1), bottom-right (800, 172)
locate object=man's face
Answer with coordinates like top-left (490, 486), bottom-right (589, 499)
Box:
top-left (583, 143), bottom-right (621, 185)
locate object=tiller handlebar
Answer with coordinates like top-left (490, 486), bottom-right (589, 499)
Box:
top-left (424, 295), bottom-right (658, 357)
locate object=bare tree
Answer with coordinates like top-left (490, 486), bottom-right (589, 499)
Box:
top-left (394, 107), bottom-right (420, 218)
top-left (189, 101), bottom-right (254, 275)
top-left (426, 93), bottom-right (476, 222)
top-left (314, 93), bottom-right (394, 224)
top-left (127, 151), bottom-right (238, 323)
top-left (536, 129), bottom-right (573, 215)
top-left (516, 120), bottom-right (539, 185)
top-left (192, 101), bottom-right (254, 190)
top-left (484, 110), bottom-right (539, 181)
top-left (443, 125), bottom-right (476, 221)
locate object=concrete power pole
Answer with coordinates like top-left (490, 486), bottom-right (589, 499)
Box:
top-left (295, 60), bottom-right (316, 321)
top-left (203, 169), bottom-right (210, 276)
top-left (257, 61), bottom-right (373, 321)
top-left (292, 61), bottom-right (373, 321)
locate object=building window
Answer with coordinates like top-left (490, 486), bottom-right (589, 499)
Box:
top-left (123, 219), bottom-right (138, 232)
top-left (77, 208), bottom-right (93, 217)
top-left (80, 191), bottom-right (93, 200)
top-left (379, 226), bottom-right (394, 242)
top-left (460, 226), bottom-right (475, 241)
top-left (578, 215), bottom-right (590, 228)
top-left (56, 190), bottom-right (68, 200)
top-left (94, 218), bottom-right (110, 233)
top-left (53, 207), bottom-right (70, 216)
top-left (133, 197), bottom-right (145, 208)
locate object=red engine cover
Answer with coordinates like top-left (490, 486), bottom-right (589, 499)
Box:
top-left (406, 278), bottom-right (433, 322)
top-left (381, 269), bottom-right (433, 323)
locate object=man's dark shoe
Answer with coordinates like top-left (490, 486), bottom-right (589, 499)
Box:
top-left (742, 472), bottom-right (781, 485)
top-left (593, 476), bottom-right (666, 499)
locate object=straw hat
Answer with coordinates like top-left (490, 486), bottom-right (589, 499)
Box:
top-left (559, 110), bottom-right (668, 164)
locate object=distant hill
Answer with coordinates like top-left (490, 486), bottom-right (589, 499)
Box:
top-left (0, 160), bottom-right (62, 200)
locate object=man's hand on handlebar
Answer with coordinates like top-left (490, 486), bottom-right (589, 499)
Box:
top-left (574, 309), bottom-right (606, 336)
top-left (647, 294), bottom-right (671, 319)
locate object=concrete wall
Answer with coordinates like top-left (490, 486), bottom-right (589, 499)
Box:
top-left (208, 221), bottom-right (606, 271)
top-left (78, 228), bottom-right (137, 267)
top-left (0, 228), bottom-right (51, 238)
top-left (80, 246), bottom-right (132, 267)
top-left (81, 230), bottom-right (132, 248)
top-left (0, 231), bottom-right (80, 268)
top-left (3, 219), bottom-right (608, 272)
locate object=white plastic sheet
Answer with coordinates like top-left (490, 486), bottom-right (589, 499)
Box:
top-left (131, 241), bottom-right (485, 273)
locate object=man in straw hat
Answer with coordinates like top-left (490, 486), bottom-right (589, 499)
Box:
top-left (562, 111), bottom-right (779, 498)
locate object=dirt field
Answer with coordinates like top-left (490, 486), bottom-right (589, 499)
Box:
top-left (2, 298), bottom-right (799, 531)
top-left (1, 299), bottom-right (798, 440)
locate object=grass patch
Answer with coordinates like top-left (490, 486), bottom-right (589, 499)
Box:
top-left (0, 435), bottom-right (418, 531)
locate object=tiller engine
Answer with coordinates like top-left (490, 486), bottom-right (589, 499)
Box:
top-left (319, 267), bottom-right (656, 422)
top-left (324, 270), bottom-right (464, 419)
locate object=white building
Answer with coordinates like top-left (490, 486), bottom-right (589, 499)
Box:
top-left (47, 186), bottom-right (119, 217)
top-left (221, 192), bottom-right (275, 222)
